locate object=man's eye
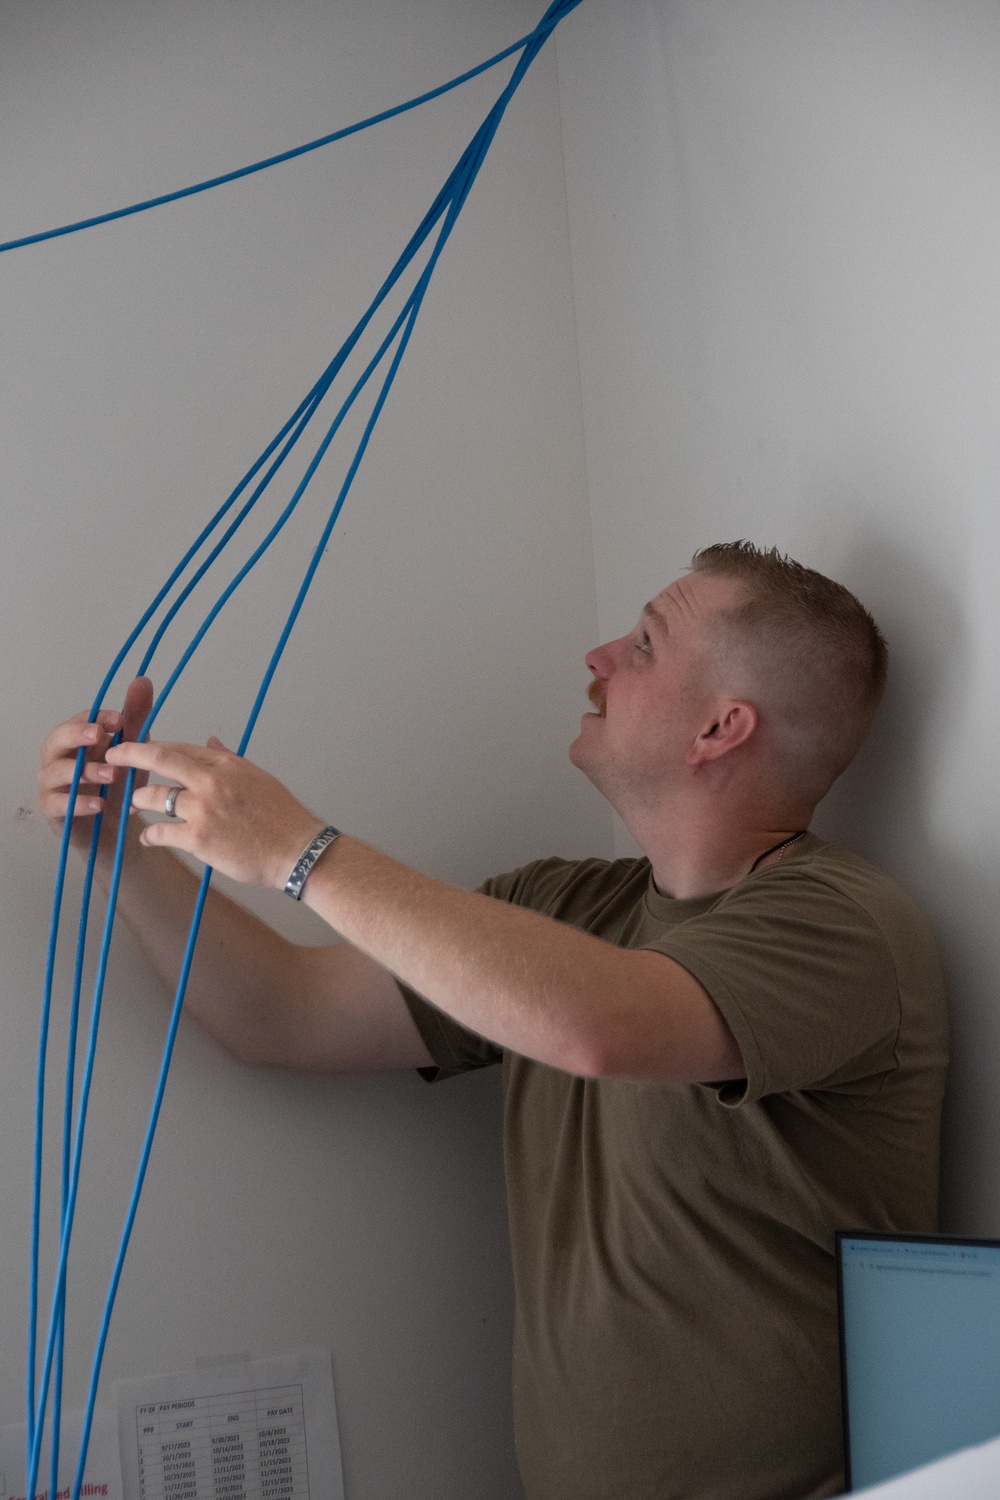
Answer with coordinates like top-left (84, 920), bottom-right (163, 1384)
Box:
top-left (635, 633), bottom-right (652, 654)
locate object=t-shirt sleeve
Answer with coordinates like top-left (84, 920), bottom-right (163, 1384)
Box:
top-left (648, 868), bottom-right (902, 1107)
top-left (397, 980), bottom-right (503, 1082)
top-left (394, 866), bottom-right (539, 1082)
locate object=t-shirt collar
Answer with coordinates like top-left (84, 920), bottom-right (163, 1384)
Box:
top-left (643, 832), bottom-right (825, 923)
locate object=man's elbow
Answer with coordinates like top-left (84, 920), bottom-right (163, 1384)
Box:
top-left (560, 1015), bottom-right (744, 1085)
top-left (182, 990), bottom-right (296, 1069)
top-left (558, 1020), bottom-right (645, 1081)
top-left (196, 1016), bottom-right (276, 1069)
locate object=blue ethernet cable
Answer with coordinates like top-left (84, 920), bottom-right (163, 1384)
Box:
top-left (14, 3), bottom-right (586, 1495)
top-left (0, 21), bottom-right (548, 256)
top-left (33, 5), bottom-right (587, 1488)
top-left (28, 59), bottom-right (507, 1454)
top-left (27, 72), bottom-right (481, 1466)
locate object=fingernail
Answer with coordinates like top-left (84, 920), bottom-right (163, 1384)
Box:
top-left (96, 766), bottom-right (114, 782)
top-left (84, 726), bottom-right (99, 742)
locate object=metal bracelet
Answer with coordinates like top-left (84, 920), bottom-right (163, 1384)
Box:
top-left (283, 825), bottom-right (342, 900)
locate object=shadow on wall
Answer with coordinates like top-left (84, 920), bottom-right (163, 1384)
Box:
top-left (812, 526), bottom-right (1000, 1237)
top-left (812, 527), bottom-right (968, 863)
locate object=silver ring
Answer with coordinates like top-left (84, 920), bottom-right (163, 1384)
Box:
top-left (163, 785), bottom-right (183, 820)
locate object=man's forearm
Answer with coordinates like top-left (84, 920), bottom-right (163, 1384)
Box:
top-left (90, 821), bottom-right (432, 1072)
top-left (93, 822), bottom-right (306, 1063)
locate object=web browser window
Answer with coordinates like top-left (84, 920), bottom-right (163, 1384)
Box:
top-left (838, 1233), bottom-right (1000, 1490)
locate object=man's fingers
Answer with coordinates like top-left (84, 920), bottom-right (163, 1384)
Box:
top-left (105, 738), bottom-right (219, 783)
top-left (37, 697), bottom-right (153, 839)
top-left (114, 680), bottom-right (154, 795)
top-left (138, 817), bottom-right (194, 854)
top-left (40, 713), bottom-right (119, 764)
top-left (41, 791), bottom-right (108, 819)
top-left (37, 758), bottom-right (115, 795)
top-left (130, 784), bottom-right (178, 816)
top-left (121, 677), bottom-right (154, 743)
top-left (40, 683), bottom-right (149, 765)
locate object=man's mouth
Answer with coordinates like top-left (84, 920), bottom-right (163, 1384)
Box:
top-left (587, 681), bottom-right (606, 718)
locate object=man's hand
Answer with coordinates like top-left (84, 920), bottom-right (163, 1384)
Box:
top-left (105, 737), bottom-right (325, 890)
top-left (38, 692), bottom-right (432, 1072)
top-left (37, 676), bottom-right (154, 849)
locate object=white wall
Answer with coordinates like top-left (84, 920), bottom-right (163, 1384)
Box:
top-left (556, 1), bottom-right (1000, 1235)
top-left (0, 4), bottom-right (608, 1498)
top-left (12, 1), bottom-right (997, 1491)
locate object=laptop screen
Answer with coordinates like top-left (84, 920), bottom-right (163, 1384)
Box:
top-left (837, 1232), bottom-right (1000, 1490)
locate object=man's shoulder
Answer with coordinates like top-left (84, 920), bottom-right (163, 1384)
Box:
top-left (757, 835), bottom-right (930, 921)
top-left (479, 854), bottom-right (650, 919)
top-left (734, 835), bottom-right (943, 983)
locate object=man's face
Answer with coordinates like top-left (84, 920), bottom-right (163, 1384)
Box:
top-left (569, 571), bottom-right (744, 809)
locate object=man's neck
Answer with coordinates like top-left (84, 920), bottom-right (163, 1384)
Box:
top-left (627, 802), bottom-right (811, 901)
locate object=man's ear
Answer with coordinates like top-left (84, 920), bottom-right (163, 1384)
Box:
top-left (685, 701), bottom-right (758, 766)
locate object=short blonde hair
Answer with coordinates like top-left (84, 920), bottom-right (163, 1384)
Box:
top-left (691, 541), bottom-right (888, 801)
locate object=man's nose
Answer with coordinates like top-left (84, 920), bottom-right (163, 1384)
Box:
top-left (586, 640), bottom-right (617, 677)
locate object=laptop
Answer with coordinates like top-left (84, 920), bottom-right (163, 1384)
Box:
top-left (837, 1231), bottom-right (1000, 1490)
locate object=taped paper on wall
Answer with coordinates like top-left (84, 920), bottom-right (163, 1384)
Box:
top-left (115, 1352), bottom-right (343, 1500)
top-left (0, 1409), bottom-right (124, 1500)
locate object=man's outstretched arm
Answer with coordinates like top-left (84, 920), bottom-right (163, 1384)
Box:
top-left (105, 734), bottom-right (745, 1085)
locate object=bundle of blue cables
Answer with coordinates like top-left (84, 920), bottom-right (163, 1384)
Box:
top-left (0, 2), bottom-right (584, 1495)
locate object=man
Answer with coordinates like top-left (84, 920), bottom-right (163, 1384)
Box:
top-left (39, 542), bottom-right (948, 1500)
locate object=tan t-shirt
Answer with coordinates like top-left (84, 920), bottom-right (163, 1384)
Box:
top-left (400, 835), bottom-right (948, 1500)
